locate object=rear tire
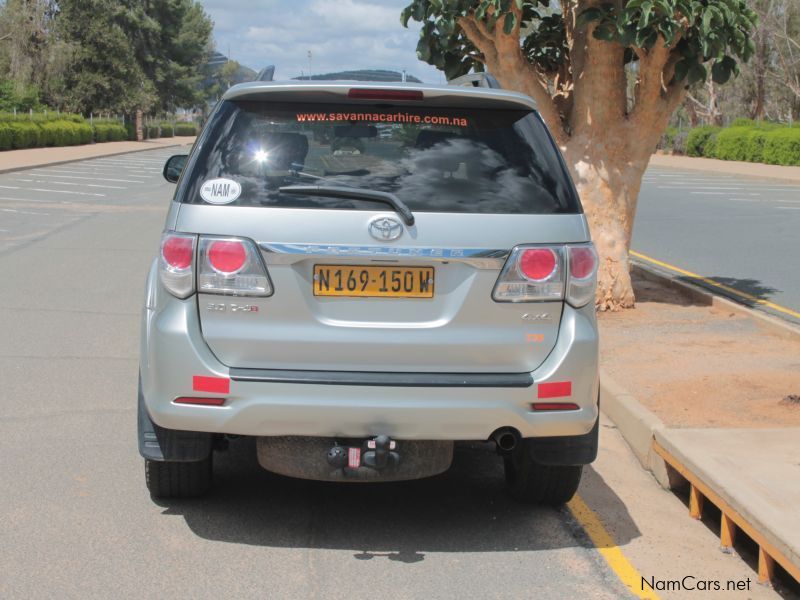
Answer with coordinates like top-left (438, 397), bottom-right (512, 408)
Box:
top-left (504, 443), bottom-right (582, 506)
top-left (145, 456), bottom-right (212, 499)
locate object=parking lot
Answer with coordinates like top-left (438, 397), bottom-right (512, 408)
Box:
top-left (635, 167), bottom-right (800, 324)
top-left (0, 148), bottom-right (786, 598)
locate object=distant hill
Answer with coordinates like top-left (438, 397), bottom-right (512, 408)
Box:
top-left (293, 69), bottom-right (422, 83)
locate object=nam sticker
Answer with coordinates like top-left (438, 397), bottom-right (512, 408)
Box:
top-left (200, 178), bottom-right (241, 205)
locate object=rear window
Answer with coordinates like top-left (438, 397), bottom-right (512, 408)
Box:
top-left (180, 100), bottom-right (580, 214)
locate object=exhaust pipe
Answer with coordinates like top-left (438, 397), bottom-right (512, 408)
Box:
top-left (491, 428), bottom-right (519, 453)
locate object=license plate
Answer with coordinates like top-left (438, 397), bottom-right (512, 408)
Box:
top-left (313, 265), bottom-right (434, 298)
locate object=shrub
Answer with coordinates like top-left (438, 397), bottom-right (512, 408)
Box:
top-left (713, 127), bottom-right (751, 161)
top-left (0, 123), bottom-right (12, 150)
top-left (730, 118), bottom-right (754, 128)
top-left (148, 125), bottom-right (159, 139)
top-left (686, 126), bottom-right (720, 157)
top-left (92, 122), bottom-right (127, 143)
top-left (10, 121), bottom-right (41, 149)
top-left (174, 122), bottom-right (197, 136)
top-left (159, 122), bottom-right (174, 137)
top-left (762, 129), bottom-right (800, 166)
top-left (744, 129), bottom-right (769, 163)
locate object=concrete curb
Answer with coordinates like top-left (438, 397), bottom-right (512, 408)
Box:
top-left (599, 373), bottom-right (674, 489)
top-left (631, 261), bottom-right (800, 340)
top-left (0, 139), bottom-right (194, 175)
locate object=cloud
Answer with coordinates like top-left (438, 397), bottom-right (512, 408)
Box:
top-left (198, 0), bottom-right (444, 83)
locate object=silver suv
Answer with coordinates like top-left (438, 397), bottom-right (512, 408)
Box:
top-left (139, 75), bottom-right (599, 505)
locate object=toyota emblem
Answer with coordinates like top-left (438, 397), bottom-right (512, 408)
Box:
top-left (368, 216), bottom-right (403, 241)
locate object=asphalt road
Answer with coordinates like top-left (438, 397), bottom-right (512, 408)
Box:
top-left (635, 166), bottom-right (800, 324)
top-left (0, 149), bottom-right (783, 599)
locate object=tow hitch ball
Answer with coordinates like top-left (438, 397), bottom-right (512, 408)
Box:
top-left (326, 435), bottom-right (400, 471)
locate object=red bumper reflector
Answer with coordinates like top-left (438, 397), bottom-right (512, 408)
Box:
top-left (192, 375), bottom-right (230, 394)
top-left (175, 397), bottom-right (226, 406)
top-left (537, 381), bottom-right (572, 399)
top-left (532, 402), bottom-right (580, 411)
top-left (347, 88), bottom-right (424, 101)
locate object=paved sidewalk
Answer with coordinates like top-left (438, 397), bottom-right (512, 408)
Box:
top-left (655, 428), bottom-right (800, 577)
top-left (650, 153), bottom-right (800, 182)
top-left (0, 136), bottom-right (195, 173)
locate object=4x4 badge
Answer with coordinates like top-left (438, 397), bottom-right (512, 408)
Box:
top-left (368, 216), bottom-right (403, 241)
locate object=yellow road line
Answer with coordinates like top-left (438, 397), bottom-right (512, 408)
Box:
top-left (568, 494), bottom-right (660, 599)
top-left (630, 250), bottom-right (800, 320)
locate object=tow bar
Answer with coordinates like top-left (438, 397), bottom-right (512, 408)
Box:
top-left (326, 435), bottom-right (401, 473)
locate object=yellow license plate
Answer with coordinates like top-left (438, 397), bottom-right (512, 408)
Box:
top-left (313, 265), bottom-right (435, 298)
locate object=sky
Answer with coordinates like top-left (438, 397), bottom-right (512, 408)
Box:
top-left (197, 0), bottom-right (446, 83)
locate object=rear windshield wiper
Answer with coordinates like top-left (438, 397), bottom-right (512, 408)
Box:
top-left (278, 185), bottom-right (415, 226)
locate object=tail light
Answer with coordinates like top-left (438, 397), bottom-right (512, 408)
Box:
top-left (158, 233), bottom-right (272, 298)
top-left (198, 237), bottom-right (272, 296)
top-left (159, 232), bottom-right (196, 298)
top-left (492, 243), bottom-right (597, 307)
top-left (566, 244), bottom-right (598, 307)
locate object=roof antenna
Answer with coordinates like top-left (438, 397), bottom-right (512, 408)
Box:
top-left (257, 65), bottom-right (275, 82)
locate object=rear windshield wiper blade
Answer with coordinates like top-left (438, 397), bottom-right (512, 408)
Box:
top-left (278, 185), bottom-right (415, 226)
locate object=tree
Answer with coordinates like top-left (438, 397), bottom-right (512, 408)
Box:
top-left (131, 0), bottom-right (213, 112)
top-left (402, 0), bottom-right (757, 309)
top-left (0, 0), bottom-right (59, 103)
top-left (54, 0), bottom-right (156, 114)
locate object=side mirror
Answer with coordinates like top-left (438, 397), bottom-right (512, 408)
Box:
top-left (163, 154), bottom-right (188, 183)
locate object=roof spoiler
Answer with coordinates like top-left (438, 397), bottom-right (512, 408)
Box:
top-left (447, 72), bottom-right (502, 89)
top-left (256, 65), bottom-right (276, 82)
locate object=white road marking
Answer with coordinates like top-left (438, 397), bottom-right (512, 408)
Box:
top-left (776, 206), bottom-right (800, 210)
top-left (29, 188), bottom-right (104, 197)
top-left (658, 186), bottom-right (745, 190)
top-left (0, 185), bottom-right (20, 189)
top-left (689, 191), bottom-right (726, 195)
top-left (28, 172), bottom-right (143, 184)
top-left (0, 196), bottom-right (56, 203)
top-left (13, 179), bottom-right (126, 190)
top-left (0, 207), bottom-right (50, 215)
top-left (33, 168), bottom-right (149, 178)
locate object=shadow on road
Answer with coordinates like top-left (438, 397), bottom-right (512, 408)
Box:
top-left (692, 276), bottom-right (779, 306)
top-left (156, 437), bottom-right (640, 559)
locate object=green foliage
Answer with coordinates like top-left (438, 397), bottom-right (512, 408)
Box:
top-left (174, 122), bottom-right (197, 136)
top-left (134, 0), bottom-right (214, 111)
top-left (0, 80), bottom-right (42, 112)
top-left (0, 123), bottom-right (13, 150)
top-left (402, 1), bottom-right (758, 85)
top-left (39, 121), bottom-right (93, 146)
top-left (92, 121), bottom-right (127, 142)
top-left (762, 129), bottom-right (800, 166)
top-left (159, 122), bottom-right (174, 138)
top-left (686, 125), bottom-right (720, 157)
top-left (682, 123), bottom-right (800, 165)
top-left (713, 127), bottom-right (751, 161)
top-left (10, 121), bottom-right (41, 148)
top-left (148, 125), bottom-right (160, 139)
top-left (51, 0), bottom-right (212, 114)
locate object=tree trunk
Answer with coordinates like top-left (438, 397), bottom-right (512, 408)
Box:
top-left (562, 135), bottom-right (648, 310)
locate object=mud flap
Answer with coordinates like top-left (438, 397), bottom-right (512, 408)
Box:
top-left (525, 416), bottom-right (599, 466)
top-left (137, 375), bottom-right (213, 462)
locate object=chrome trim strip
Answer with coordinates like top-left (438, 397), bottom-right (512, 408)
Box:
top-left (230, 368), bottom-right (533, 388)
top-left (259, 243), bottom-right (510, 268)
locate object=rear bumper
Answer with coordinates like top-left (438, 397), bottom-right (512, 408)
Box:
top-left (140, 275), bottom-right (599, 441)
